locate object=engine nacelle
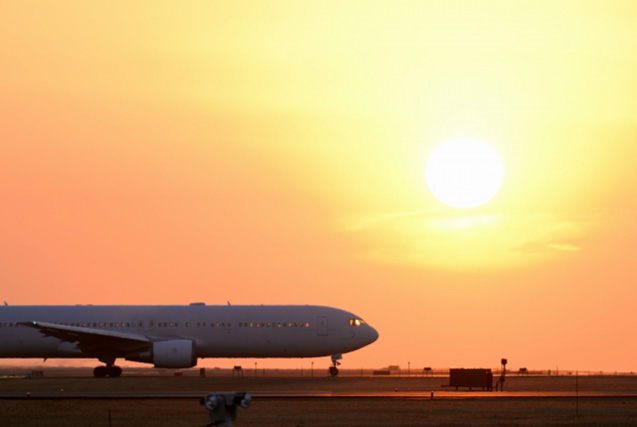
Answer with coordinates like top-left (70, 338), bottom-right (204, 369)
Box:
top-left (127, 339), bottom-right (197, 369)
top-left (153, 339), bottom-right (197, 368)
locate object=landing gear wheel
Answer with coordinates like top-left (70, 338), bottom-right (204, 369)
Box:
top-left (93, 366), bottom-right (108, 378)
top-left (107, 365), bottom-right (123, 378)
top-left (329, 354), bottom-right (342, 377)
top-left (93, 365), bottom-right (122, 377)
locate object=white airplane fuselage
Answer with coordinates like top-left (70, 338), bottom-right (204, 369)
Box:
top-left (0, 304), bottom-right (378, 374)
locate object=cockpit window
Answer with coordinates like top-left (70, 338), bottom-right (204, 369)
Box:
top-left (349, 318), bottom-right (367, 326)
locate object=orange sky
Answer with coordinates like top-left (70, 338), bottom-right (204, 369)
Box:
top-left (1, 1), bottom-right (637, 372)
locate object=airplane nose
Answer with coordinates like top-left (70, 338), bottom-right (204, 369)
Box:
top-left (368, 326), bottom-right (379, 343)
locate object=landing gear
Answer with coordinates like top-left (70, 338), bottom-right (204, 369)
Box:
top-left (328, 354), bottom-right (342, 377)
top-left (108, 365), bottom-right (122, 377)
top-left (93, 366), bottom-right (108, 378)
top-left (94, 355), bottom-right (122, 378)
top-left (93, 365), bottom-right (122, 378)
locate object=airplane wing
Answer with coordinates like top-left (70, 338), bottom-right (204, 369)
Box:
top-left (18, 321), bottom-right (151, 354)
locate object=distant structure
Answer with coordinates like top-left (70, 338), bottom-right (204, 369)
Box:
top-left (445, 358), bottom-right (509, 392)
top-left (232, 366), bottom-right (243, 378)
top-left (447, 368), bottom-right (493, 391)
top-left (494, 358), bottom-right (508, 391)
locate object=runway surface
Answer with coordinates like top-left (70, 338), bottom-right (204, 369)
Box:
top-left (2, 390), bottom-right (637, 399)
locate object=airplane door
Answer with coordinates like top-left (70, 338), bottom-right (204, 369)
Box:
top-left (317, 316), bottom-right (328, 336)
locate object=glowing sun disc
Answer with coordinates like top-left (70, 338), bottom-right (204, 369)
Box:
top-left (426, 138), bottom-right (504, 209)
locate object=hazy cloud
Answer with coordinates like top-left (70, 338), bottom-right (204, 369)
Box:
top-left (348, 210), bottom-right (595, 269)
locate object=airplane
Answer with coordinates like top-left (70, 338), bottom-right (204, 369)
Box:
top-left (0, 303), bottom-right (379, 377)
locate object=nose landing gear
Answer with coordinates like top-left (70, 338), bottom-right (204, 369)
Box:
top-left (328, 354), bottom-right (342, 377)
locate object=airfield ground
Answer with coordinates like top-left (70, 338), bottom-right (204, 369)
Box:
top-left (1, 369), bottom-right (636, 426)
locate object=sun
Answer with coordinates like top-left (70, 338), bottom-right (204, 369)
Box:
top-left (426, 138), bottom-right (504, 209)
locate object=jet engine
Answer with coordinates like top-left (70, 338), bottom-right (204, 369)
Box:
top-left (126, 339), bottom-right (197, 369)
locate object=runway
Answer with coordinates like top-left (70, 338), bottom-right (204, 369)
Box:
top-left (2, 390), bottom-right (637, 400)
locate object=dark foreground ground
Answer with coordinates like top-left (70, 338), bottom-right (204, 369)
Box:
top-left (1, 370), bottom-right (636, 426)
top-left (3, 397), bottom-right (637, 426)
